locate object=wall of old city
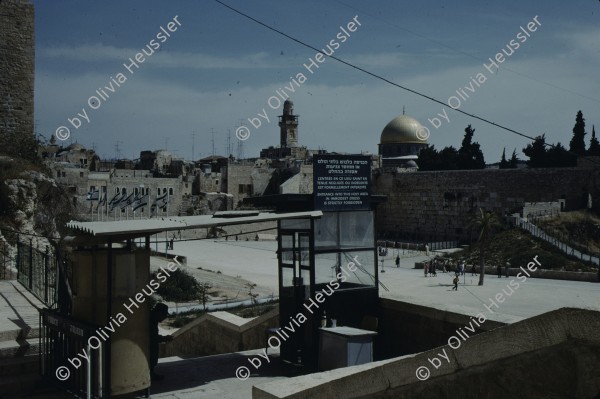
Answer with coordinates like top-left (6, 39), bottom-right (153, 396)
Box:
top-left (0, 0), bottom-right (36, 158)
top-left (373, 167), bottom-right (599, 241)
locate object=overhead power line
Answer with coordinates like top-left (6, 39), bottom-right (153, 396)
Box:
top-left (214, 0), bottom-right (600, 165)
top-left (333, 0), bottom-right (600, 105)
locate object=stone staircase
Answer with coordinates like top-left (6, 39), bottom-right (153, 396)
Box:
top-left (0, 280), bottom-right (45, 398)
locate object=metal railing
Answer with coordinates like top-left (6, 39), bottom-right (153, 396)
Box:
top-left (14, 237), bottom-right (58, 308)
top-left (0, 240), bottom-right (16, 280)
top-left (518, 219), bottom-right (599, 265)
top-left (377, 240), bottom-right (459, 252)
top-left (40, 309), bottom-right (105, 399)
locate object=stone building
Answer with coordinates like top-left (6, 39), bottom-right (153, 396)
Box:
top-left (378, 114), bottom-right (428, 169)
top-left (0, 0), bottom-right (36, 158)
top-left (194, 155), bottom-right (228, 193)
top-left (226, 159), bottom-right (276, 207)
top-left (50, 165), bottom-right (189, 218)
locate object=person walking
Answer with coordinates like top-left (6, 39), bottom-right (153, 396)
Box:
top-left (452, 275), bottom-right (458, 291)
top-left (431, 260), bottom-right (437, 277)
top-left (497, 264), bottom-right (502, 278)
top-left (424, 262), bottom-right (429, 277)
top-left (505, 261), bottom-right (510, 277)
top-left (395, 255), bottom-right (400, 268)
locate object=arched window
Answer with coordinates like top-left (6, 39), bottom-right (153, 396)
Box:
top-left (169, 188), bottom-right (174, 195)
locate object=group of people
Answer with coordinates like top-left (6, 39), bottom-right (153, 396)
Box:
top-left (497, 261), bottom-right (511, 278)
top-left (423, 257), bottom-right (458, 277)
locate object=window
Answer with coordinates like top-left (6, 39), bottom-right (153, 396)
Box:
top-left (163, 188), bottom-right (167, 194)
top-left (79, 172), bottom-right (84, 177)
top-left (116, 187), bottom-right (120, 194)
top-left (238, 184), bottom-right (246, 194)
top-left (134, 188), bottom-right (139, 195)
top-left (122, 188), bottom-right (127, 195)
top-left (89, 185), bottom-right (96, 192)
top-left (169, 188), bottom-right (174, 195)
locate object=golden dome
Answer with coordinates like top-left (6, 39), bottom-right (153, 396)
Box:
top-left (380, 115), bottom-right (428, 144)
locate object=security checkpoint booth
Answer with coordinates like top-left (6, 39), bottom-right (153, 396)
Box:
top-left (41, 211), bottom-right (322, 398)
top-left (248, 154), bottom-right (385, 370)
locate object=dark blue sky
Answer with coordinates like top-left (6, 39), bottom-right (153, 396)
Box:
top-left (33, 0), bottom-right (600, 162)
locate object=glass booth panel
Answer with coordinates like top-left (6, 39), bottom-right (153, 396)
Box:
top-left (280, 218), bottom-right (311, 230)
top-left (281, 235), bottom-right (294, 265)
top-left (281, 266), bottom-right (295, 288)
top-left (314, 251), bottom-right (376, 288)
top-left (314, 212), bottom-right (338, 250)
top-left (339, 211), bottom-right (374, 249)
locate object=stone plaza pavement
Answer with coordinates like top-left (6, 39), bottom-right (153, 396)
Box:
top-left (173, 239), bottom-right (600, 324)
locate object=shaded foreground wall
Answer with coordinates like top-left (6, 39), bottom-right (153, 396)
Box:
top-left (374, 168), bottom-right (599, 241)
top-left (376, 298), bottom-right (504, 360)
top-left (161, 309), bottom-right (278, 358)
top-left (253, 308), bottom-right (600, 399)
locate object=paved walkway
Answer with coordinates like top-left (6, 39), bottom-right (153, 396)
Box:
top-left (0, 280), bottom-right (43, 342)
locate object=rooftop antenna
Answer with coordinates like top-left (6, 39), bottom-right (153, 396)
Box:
top-left (211, 128), bottom-right (215, 156)
top-left (114, 140), bottom-right (123, 160)
top-left (227, 129), bottom-right (232, 156)
top-left (191, 131), bottom-right (196, 161)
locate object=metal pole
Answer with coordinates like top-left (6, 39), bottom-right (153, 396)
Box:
top-left (29, 238), bottom-right (33, 290)
top-left (106, 241), bottom-right (113, 398)
top-left (87, 342), bottom-right (92, 399)
top-left (97, 343), bottom-right (103, 397)
top-left (44, 246), bottom-right (49, 304)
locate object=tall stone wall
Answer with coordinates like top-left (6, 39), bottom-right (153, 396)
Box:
top-left (373, 167), bottom-right (599, 241)
top-left (0, 0), bottom-right (36, 159)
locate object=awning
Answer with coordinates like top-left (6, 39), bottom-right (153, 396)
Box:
top-left (65, 211), bottom-right (323, 240)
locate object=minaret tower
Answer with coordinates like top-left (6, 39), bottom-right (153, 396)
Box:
top-left (279, 100), bottom-right (299, 148)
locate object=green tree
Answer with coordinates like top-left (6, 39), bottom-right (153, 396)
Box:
top-left (569, 110), bottom-right (587, 156)
top-left (508, 149), bottom-right (519, 168)
top-left (438, 146), bottom-right (460, 170)
top-left (588, 125), bottom-right (600, 156)
top-left (469, 208), bottom-right (500, 286)
top-left (154, 269), bottom-right (202, 310)
top-left (499, 148), bottom-right (509, 169)
top-left (458, 125), bottom-right (486, 169)
top-left (547, 143), bottom-right (576, 167)
top-left (198, 282), bottom-right (213, 311)
top-left (523, 135), bottom-right (550, 168)
top-left (416, 144), bottom-right (440, 171)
